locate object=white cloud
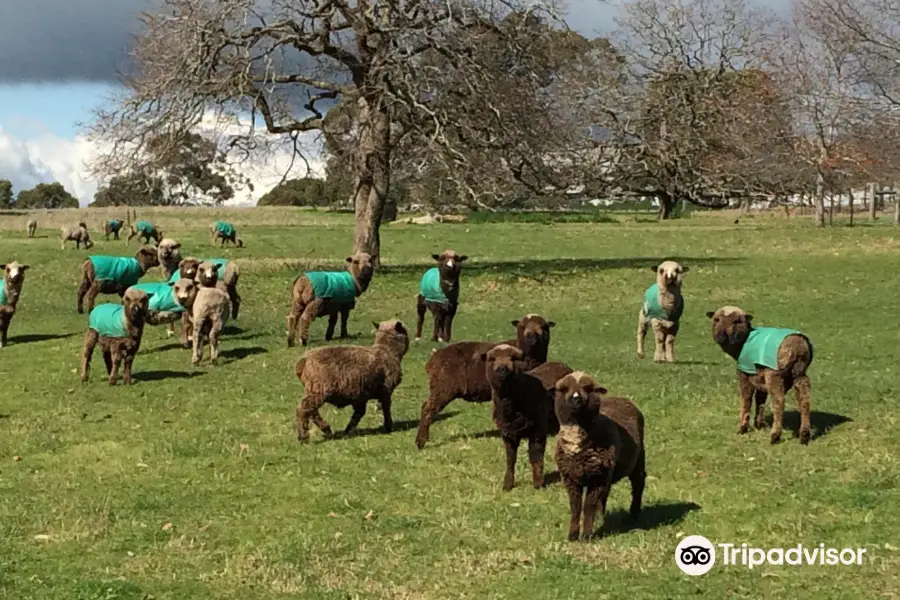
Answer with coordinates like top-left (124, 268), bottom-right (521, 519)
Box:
top-left (0, 116), bottom-right (325, 207)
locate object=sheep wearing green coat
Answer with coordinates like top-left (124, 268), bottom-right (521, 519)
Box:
top-left (414, 249), bottom-right (468, 343)
top-left (636, 260), bottom-right (688, 363)
top-left (210, 221), bottom-right (243, 247)
top-left (81, 287), bottom-right (154, 385)
top-left (76, 246), bottom-right (160, 314)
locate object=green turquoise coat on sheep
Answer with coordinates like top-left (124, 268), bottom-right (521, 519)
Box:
top-left (135, 220), bottom-right (155, 234)
top-left (107, 219), bottom-right (122, 231)
top-left (641, 283), bottom-right (683, 322)
top-left (215, 221), bottom-right (235, 237)
top-left (168, 259), bottom-right (229, 283)
top-left (419, 268), bottom-right (449, 304)
top-left (0, 280), bottom-right (8, 306)
top-left (88, 304), bottom-right (129, 338)
top-left (90, 256), bottom-right (144, 286)
top-left (131, 282), bottom-right (184, 313)
top-left (736, 328), bottom-right (810, 374)
top-left (306, 271), bottom-right (357, 303)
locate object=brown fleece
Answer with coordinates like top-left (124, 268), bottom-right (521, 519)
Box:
top-left (76, 246), bottom-right (160, 314)
top-left (554, 372), bottom-right (646, 541)
top-left (286, 252), bottom-right (376, 347)
top-left (80, 287), bottom-right (152, 385)
top-left (295, 319), bottom-right (410, 441)
top-left (415, 249), bottom-right (468, 342)
top-left (191, 277), bottom-right (230, 366)
top-left (707, 306), bottom-right (813, 445)
top-left (414, 314), bottom-right (556, 449)
top-left (0, 262), bottom-right (30, 348)
top-left (60, 223), bottom-right (93, 250)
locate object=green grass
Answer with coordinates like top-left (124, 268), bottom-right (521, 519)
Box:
top-left (1, 210), bottom-right (899, 599)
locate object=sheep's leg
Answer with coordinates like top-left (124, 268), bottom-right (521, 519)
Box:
top-left (794, 375), bottom-right (812, 445)
top-left (527, 435), bottom-right (546, 489)
top-left (431, 309), bottom-right (441, 342)
top-left (76, 277), bottom-right (92, 314)
top-left (84, 283), bottom-right (101, 314)
top-left (180, 312), bottom-right (192, 348)
top-left (297, 395), bottom-right (331, 440)
top-left (636, 310), bottom-right (648, 359)
top-left (565, 481), bottom-right (584, 541)
top-left (108, 349), bottom-right (121, 385)
top-left (344, 402), bottom-right (367, 434)
top-left (443, 307), bottom-right (455, 343)
top-left (737, 374), bottom-right (755, 434)
top-left (502, 436), bottom-right (520, 491)
top-left (208, 316), bottom-right (223, 365)
top-left (338, 306), bottom-right (350, 339)
top-left (122, 353), bottom-right (135, 385)
top-left (415, 295), bottom-right (426, 341)
top-left (165, 321), bottom-right (176, 338)
top-left (765, 372), bottom-right (787, 444)
top-left (102, 350), bottom-right (113, 375)
top-left (651, 321), bottom-right (665, 362)
top-left (286, 301), bottom-right (305, 347)
top-left (415, 389), bottom-right (453, 450)
top-left (753, 389), bottom-right (769, 429)
top-left (191, 321), bottom-right (204, 365)
top-left (324, 312), bottom-right (338, 341)
top-left (582, 485), bottom-right (608, 540)
top-left (81, 330), bottom-right (98, 382)
top-left (298, 304), bottom-right (317, 347)
top-left (664, 328), bottom-right (676, 363)
top-left (228, 285), bottom-right (240, 320)
top-left (126, 230), bottom-right (134, 245)
top-left (379, 393), bottom-right (393, 433)
top-left (0, 312), bottom-right (10, 348)
top-left (629, 453), bottom-right (646, 519)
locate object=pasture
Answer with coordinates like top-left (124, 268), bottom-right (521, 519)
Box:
top-left (0, 208), bottom-right (898, 599)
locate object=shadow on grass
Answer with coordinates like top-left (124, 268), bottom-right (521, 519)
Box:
top-left (602, 501), bottom-right (702, 537)
top-left (767, 410), bottom-right (852, 441)
top-left (133, 370), bottom-right (206, 382)
top-left (220, 346), bottom-right (268, 361)
top-left (380, 256), bottom-right (742, 278)
top-left (10, 332), bottom-right (78, 344)
top-left (322, 411), bottom-right (460, 442)
top-left (223, 325), bottom-right (244, 335)
top-left (145, 342), bottom-right (188, 354)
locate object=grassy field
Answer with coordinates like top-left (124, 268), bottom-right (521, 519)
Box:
top-left (0, 208), bottom-right (898, 599)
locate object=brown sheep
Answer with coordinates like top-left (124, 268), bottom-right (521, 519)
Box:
top-left (81, 287), bottom-right (153, 385)
top-left (707, 306), bottom-right (813, 445)
top-left (286, 252), bottom-right (376, 347)
top-left (479, 344), bottom-right (572, 490)
top-left (636, 260), bottom-right (687, 362)
top-left (190, 262), bottom-right (231, 365)
top-left (171, 257), bottom-right (241, 320)
top-left (60, 222), bottom-right (93, 250)
top-left (554, 372), bottom-right (646, 541)
top-left (104, 218), bottom-right (123, 240)
top-left (76, 246), bottom-right (160, 314)
top-left (295, 319), bottom-right (410, 441)
top-left (26, 220), bottom-right (37, 238)
top-left (127, 220), bottom-right (162, 245)
top-left (415, 249), bottom-right (468, 343)
top-left (414, 314), bottom-right (556, 449)
top-left (0, 262), bottom-right (30, 348)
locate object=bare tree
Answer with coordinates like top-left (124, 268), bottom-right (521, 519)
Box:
top-left (87, 0), bottom-right (575, 261)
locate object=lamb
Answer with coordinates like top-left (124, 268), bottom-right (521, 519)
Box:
top-left (415, 249), bottom-right (468, 343)
top-left (637, 261), bottom-right (688, 363)
top-left (156, 238), bottom-right (183, 281)
top-left (127, 220), bottom-right (162, 245)
top-left (553, 372), bottom-right (646, 541)
top-left (132, 278), bottom-right (198, 341)
top-left (60, 222), bottom-right (93, 250)
top-left (81, 287), bottom-right (153, 385)
top-left (294, 319), bottom-right (410, 441)
top-left (169, 257), bottom-right (241, 320)
top-left (76, 246), bottom-right (160, 314)
top-left (211, 221), bottom-right (243, 247)
top-left (414, 314), bottom-right (556, 449)
top-left (190, 262), bottom-right (231, 365)
top-left (0, 262), bottom-right (30, 348)
top-left (479, 344), bottom-right (572, 490)
top-left (707, 306), bottom-right (813, 445)
top-left (286, 252), bottom-right (376, 347)
top-left (26, 220), bottom-right (37, 238)
top-left (104, 218), bottom-right (123, 240)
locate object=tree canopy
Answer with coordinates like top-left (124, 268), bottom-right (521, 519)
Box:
top-left (16, 182), bottom-right (79, 209)
top-left (0, 180), bottom-right (12, 207)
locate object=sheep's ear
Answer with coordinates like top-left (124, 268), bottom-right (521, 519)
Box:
top-left (178, 259), bottom-right (186, 268)
top-left (172, 243), bottom-right (182, 250)
top-left (168, 281), bottom-right (176, 287)
top-left (745, 314), bottom-right (753, 323)
top-left (594, 386), bottom-right (608, 395)
top-left (680, 266), bottom-right (689, 273)
top-left (459, 255), bottom-right (468, 262)
top-left (546, 321), bottom-right (556, 328)
top-left (346, 256), bottom-right (353, 263)
top-left (650, 265), bottom-right (658, 272)
top-left (372, 320), bottom-right (379, 329)
top-left (431, 253), bottom-right (441, 261)
top-left (20, 265), bottom-right (29, 271)
top-left (394, 321), bottom-right (407, 334)
top-left (0, 264), bottom-right (5, 270)
top-left (706, 311), bottom-right (715, 319)
top-left (511, 320), bottom-right (520, 327)
top-left (473, 351), bottom-right (488, 362)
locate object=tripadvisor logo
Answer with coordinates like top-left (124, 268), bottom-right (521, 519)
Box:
top-left (675, 536), bottom-right (868, 575)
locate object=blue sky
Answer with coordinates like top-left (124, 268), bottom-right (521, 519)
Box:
top-left (0, 83), bottom-right (113, 139)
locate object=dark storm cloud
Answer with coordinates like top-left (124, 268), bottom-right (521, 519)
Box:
top-left (0, 0), bottom-right (787, 83)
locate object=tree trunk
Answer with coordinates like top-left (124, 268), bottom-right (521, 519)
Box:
top-left (893, 183), bottom-right (900, 226)
top-left (658, 193), bottom-right (674, 220)
top-left (848, 190), bottom-right (854, 227)
top-left (350, 100), bottom-right (392, 267)
top-left (814, 171), bottom-right (826, 227)
top-left (869, 183), bottom-right (877, 220)
top-left (828, 193), bottom-right (834, 226)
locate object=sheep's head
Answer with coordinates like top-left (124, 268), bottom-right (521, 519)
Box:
top-left (512, 314), bottom-right (555, 359)
top-left (706, 306), bottom-right (753, 351)
top-left (431, 249), bottom-right (468, 280)
top-left (135, 246), bottom-right (161, 270)
top-left (170, 278), bottom-right (199, 309)
top-left (78, 222), bottom-right (88, 230)
top-left (478, 344), bottom-right (526, 387)
top-left (2, 261), bottom-right (30, 284)
top-left (653, 260), bottom-right (688, 287)
top-left (554, 371), bottom-right (607, 418)
top-left (372, 318), bottom-right (410, 355)
top-left (157, 238), bottom-right (182, 263)
top-left (178, 258), bottom-right (201, 281)
top-left (197, 261), bottom-right (222, 287)
top-left (122, 287), bottom-right (152, 324)
top-left (346, 252), bottom-right (376, 286)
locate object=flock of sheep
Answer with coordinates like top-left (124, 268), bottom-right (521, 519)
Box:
top-left (1, 219), bottom-right (815, 541)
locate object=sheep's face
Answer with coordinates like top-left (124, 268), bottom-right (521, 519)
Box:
top-left (157, 239), bottom-right (182, 262)
top-left (171, 278), bottom-right (198, 308)
top-left (706, 306), bottom-right (753, 349)
top-left (197, 262), bottom-right (221, 286)
top-left (2, 261), bottom-right (30, 283)
top-left (346, 252), bottom-right (376, 283)
top-left (178, 258), bottom-right (201, 281)
top-left (432, 250), bottom-right (468, 280)
top-left (373, 319), bottom-right (410, 354)
top-left (654, 260), bottom-right (688, 286)
top-left (135, 246), bottom-right (161, 268)
top-left (479, 344), bottom-right (526, 387)
top-left (122, 288), bottom-right (152, 324)
top-left (554, 371), bottom-right (607, 416)
top-left (512, 314), bottom-right (555, 353)
top-left (78, 222), bottom-right (88, 230)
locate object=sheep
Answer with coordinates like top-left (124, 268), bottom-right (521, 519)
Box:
top-left (104, 218), bottom-right (123, 240)
top-left (132, 278), bottom-right (198, 341)
top-left (637, 261), bottom-right (688, 363)
top-left (414, 314), bottom-right (556, 449)
top-left (286, 252), bottom-right (376, 347)
top-left (478, 344), bottom-right (572, 490)
top-left (81, 287), bottom-right (154, 385)
top-left (210, 221), bottom-right (243, 247)
top-left (190, 262), bottom-right (231, 365)
top-left (415, 249), bottom-right (468, 343)
top-left (553, 372), bottom-right (646, 541)
top-left (706, 306), bottom-right (813, 445)
top-left (295, 319), bottom-right (410, 441)
top-left (156, 238), bottom-right (183, 281)
top-left (76, 246), bottom-right (160, 314)
top-left (169, 257), bottom-right (241, 320)
top-left (127, 220), bottom-right (162, 245)
top-left (60, 222), bottom-right (93, 250)
top-left (26, 220), bottom-right (37, 238)
top-left (0, 262), bottom-right (30, 348)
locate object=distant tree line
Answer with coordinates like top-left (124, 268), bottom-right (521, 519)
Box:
top-left (0, 180), bottom-right (79, 209)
